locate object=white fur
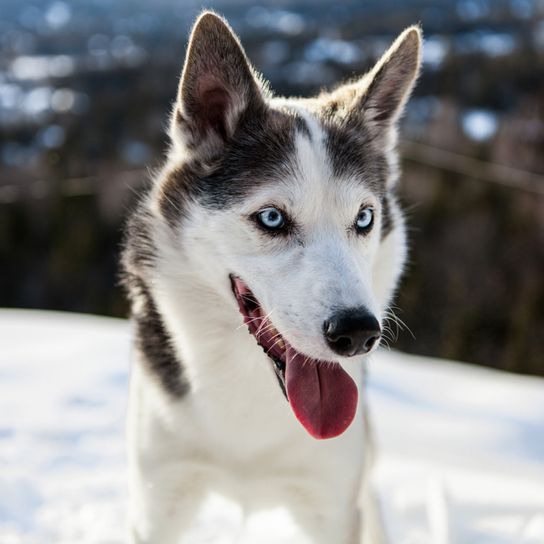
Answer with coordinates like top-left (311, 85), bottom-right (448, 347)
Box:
top-left (127, 16), bottom-right (421, 542)
top-left (127, 107), bottom-right (403, 544)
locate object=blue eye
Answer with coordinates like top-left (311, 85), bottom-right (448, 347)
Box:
top-left (256, 207), bottom-right (285, 230)
top-left (355, 208), bottom-right (374, 232)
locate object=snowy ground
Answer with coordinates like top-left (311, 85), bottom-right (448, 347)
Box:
top-left (1, 309), bottom-right (543, 544)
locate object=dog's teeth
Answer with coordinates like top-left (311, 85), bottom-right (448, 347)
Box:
top-left (276, 338), bottom-right (285, 350)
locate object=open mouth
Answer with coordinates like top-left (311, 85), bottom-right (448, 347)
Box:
top-left (230, 275), bottom-right (358, 440)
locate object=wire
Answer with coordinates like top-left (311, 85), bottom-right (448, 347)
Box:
top-left (402, 140), bottom-right (544, 196)
top-left (0, 169), bottom-right (146, 204)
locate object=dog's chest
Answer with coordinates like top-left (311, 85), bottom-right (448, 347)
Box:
top-left (182, 333), bottom-right (301, 455)
top-left (148, 281), bottom-right (366, 471)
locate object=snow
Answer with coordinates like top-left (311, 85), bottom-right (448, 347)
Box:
top-left (1, 309), bottom-right (543, 544)
top-left (369, 356), bottom-right (544, 543)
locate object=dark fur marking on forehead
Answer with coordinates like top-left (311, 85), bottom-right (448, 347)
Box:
top-left (294, 115), bottom-right (312, 141)
top-left (323, 122), bottom-right (388, 194)
top-left (200, 113), bottom-right (298, 208)
top-left (160, 108), bottom-right (300, 217)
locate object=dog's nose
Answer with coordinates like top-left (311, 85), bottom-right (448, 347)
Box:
top-left (323, 308), bottom-right (381, 357)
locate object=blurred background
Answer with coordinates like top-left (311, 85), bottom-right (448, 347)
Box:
top-left (1, 0), bottom-right (543, 375)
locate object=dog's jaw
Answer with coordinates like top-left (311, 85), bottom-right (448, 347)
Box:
top-left (231, 275), bottom-right (359, 440)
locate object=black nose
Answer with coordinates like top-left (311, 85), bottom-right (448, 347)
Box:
top-left (324, 308), bottom-right (381, 357)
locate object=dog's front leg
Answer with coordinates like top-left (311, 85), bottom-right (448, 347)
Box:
top-left (128, 460), bottom-right (206, 544)
top-left (290, 501), bottom-right (361, 544)
top-left (278, 482), bottom-right (361, 544)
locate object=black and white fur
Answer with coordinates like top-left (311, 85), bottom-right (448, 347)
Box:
top-left (123, 12), bottom-right (421, 544)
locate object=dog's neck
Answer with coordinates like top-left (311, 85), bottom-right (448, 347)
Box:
top-left (141, 263), bottom-right (271, 396)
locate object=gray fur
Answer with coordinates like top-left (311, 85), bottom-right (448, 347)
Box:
top-left (122, 12), bottom-right (421, 398)
top-left (173, 12), bottom-right (266, 158)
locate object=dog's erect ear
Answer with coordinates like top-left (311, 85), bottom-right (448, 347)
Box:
top-left (324, 26), bottom-right (422, 129)
top-left (360, 26), bottom-right (422, 125)
top-left (171, 12), bottom-right (265, 158)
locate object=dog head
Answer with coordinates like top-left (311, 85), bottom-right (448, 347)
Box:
top-left (144, 12), bottom-right (421, 438)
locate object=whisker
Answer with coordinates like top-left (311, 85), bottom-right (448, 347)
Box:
top-left (267, 333), bottom-right (288, 356)
top-left (255, 309), bottom-right (276, 336)
top-left (383, 307), bottom-right (416, 340)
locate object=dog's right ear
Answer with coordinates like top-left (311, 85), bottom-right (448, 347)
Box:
top-left (320, 26), bottom-right (421, 135)
top-left (170, 12), bottom-right (265, 159)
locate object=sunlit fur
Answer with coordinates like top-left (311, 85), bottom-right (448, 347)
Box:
top-left (124, 11), bottom-right (421, 544)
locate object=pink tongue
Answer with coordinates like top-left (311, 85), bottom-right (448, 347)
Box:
top-left (284, 346), bottom-right (358, 440)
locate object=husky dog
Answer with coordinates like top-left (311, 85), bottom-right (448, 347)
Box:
top-left (122, 11), bottom-right (421, 544)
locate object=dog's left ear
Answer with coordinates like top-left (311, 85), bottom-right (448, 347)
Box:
top-left (323, 26), bottom-right (422, 130)
top-left (170, 11), bottom-right (265, 159)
